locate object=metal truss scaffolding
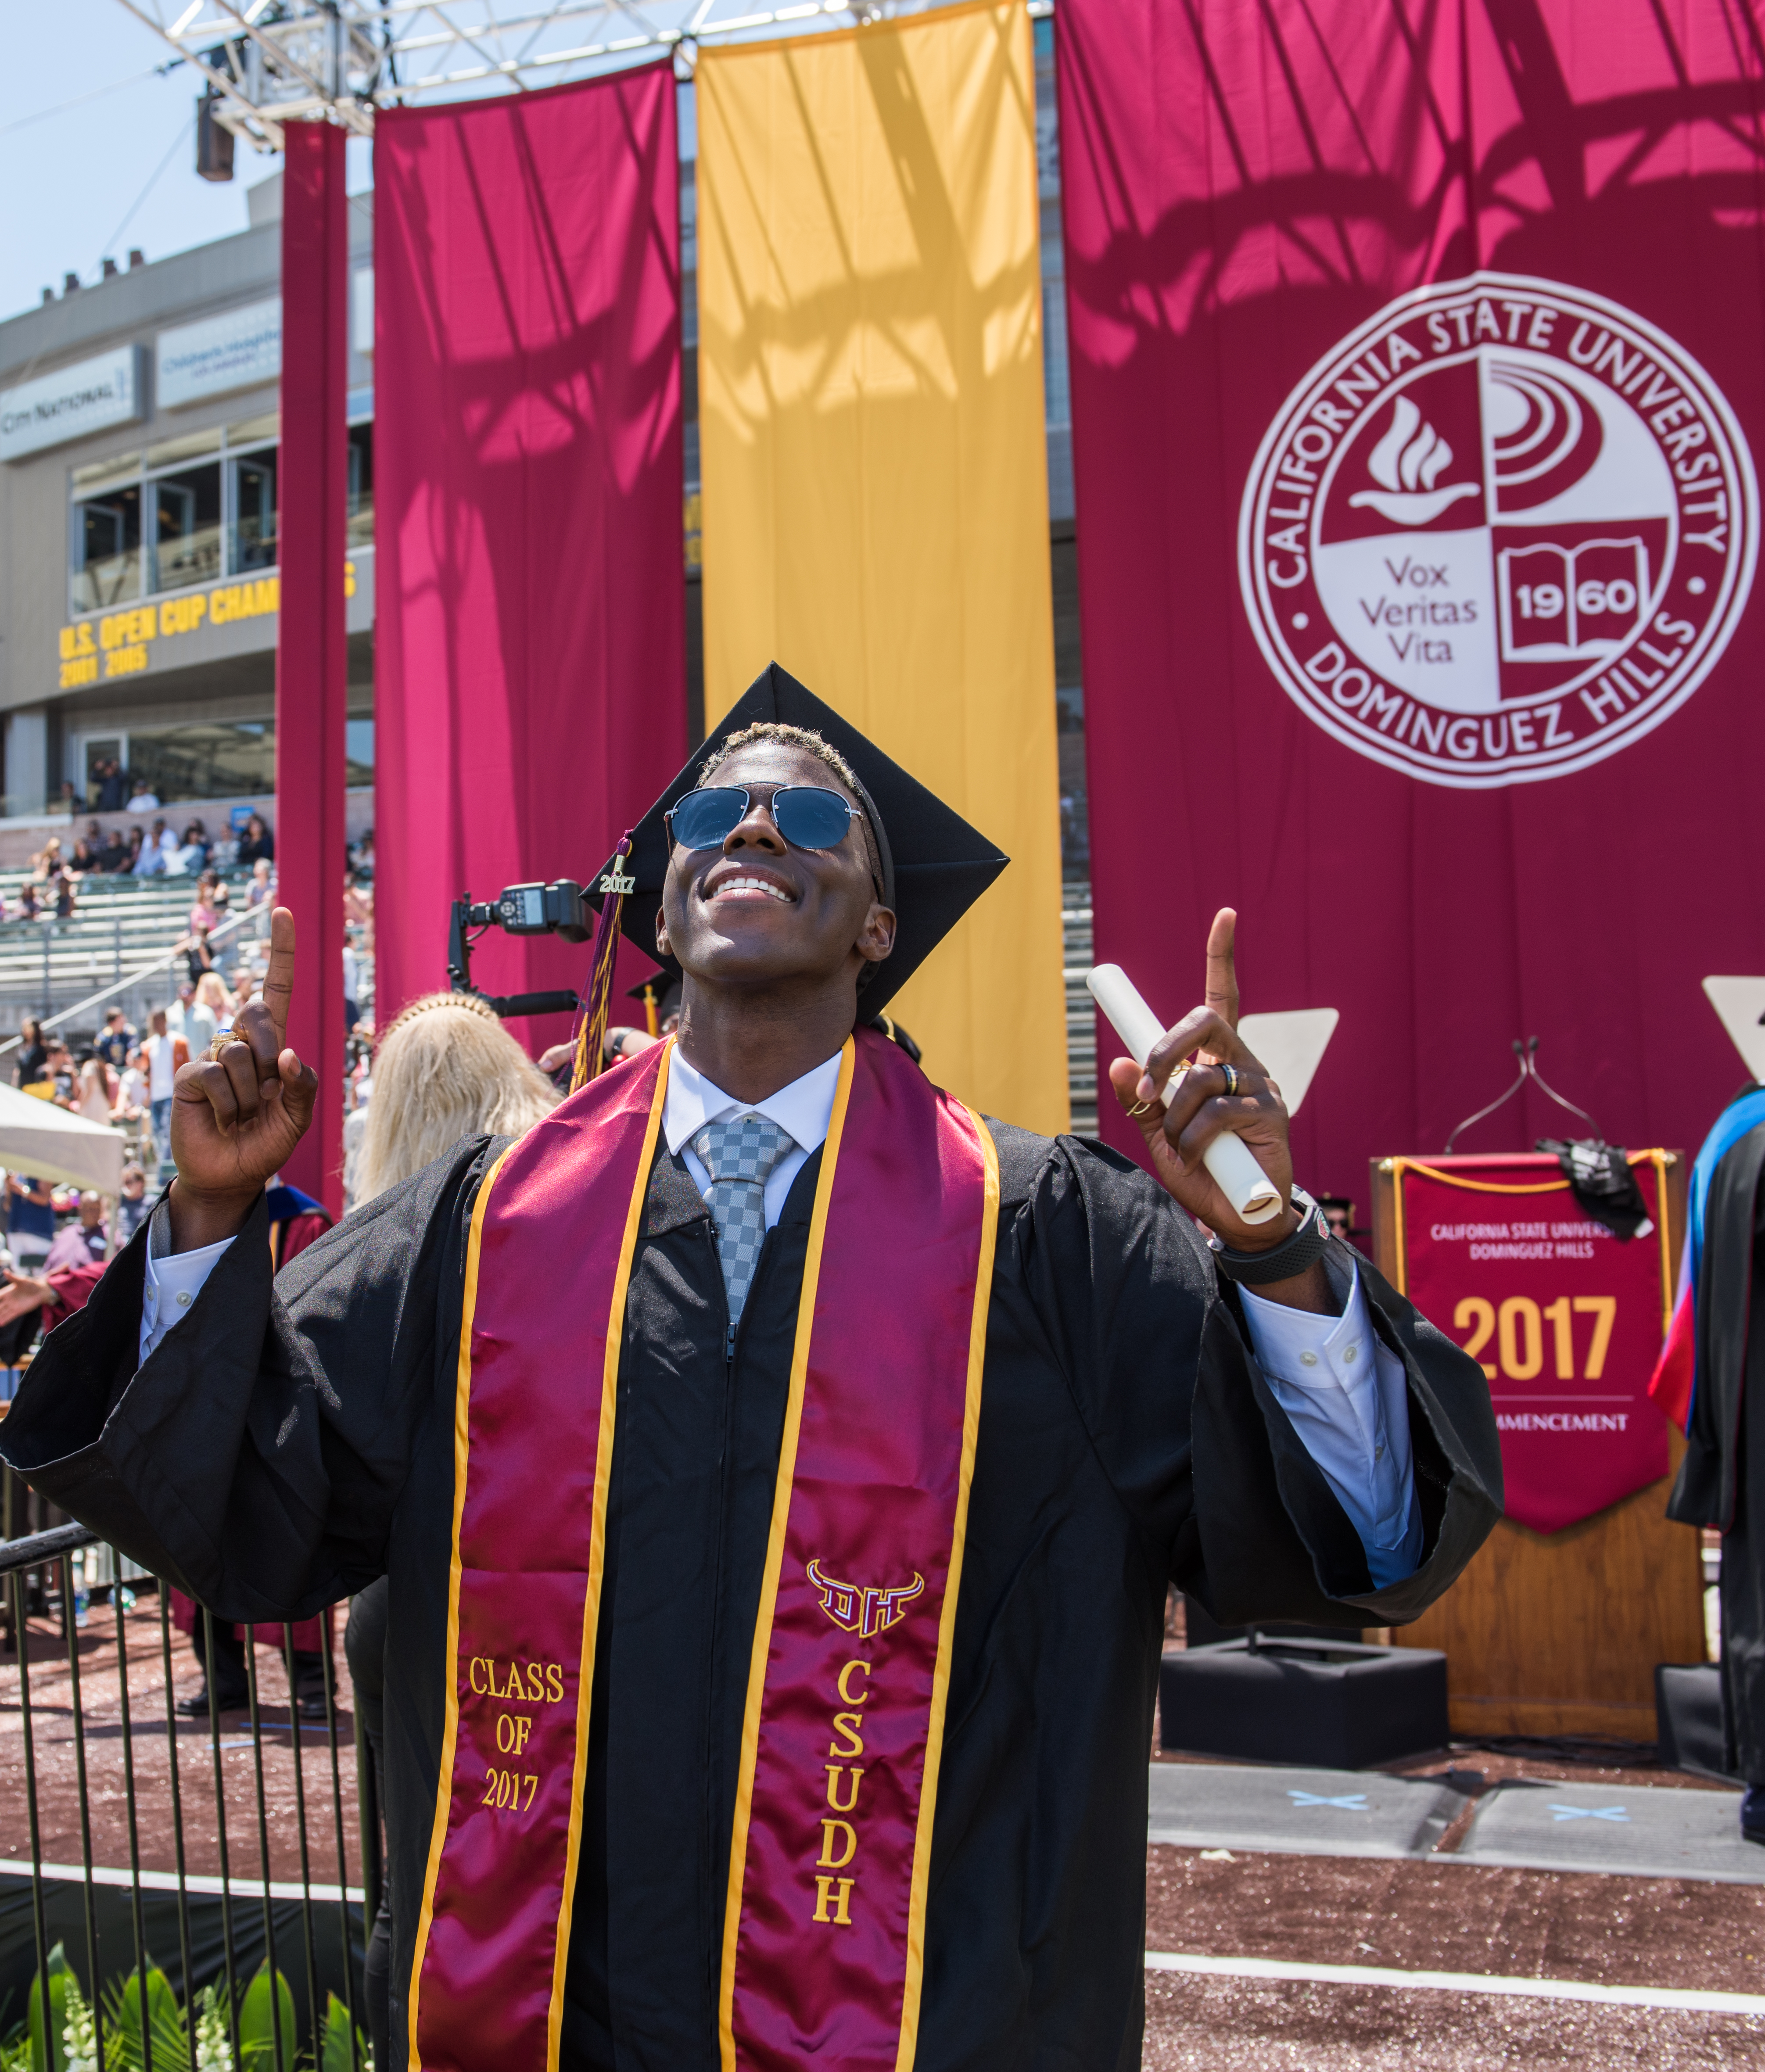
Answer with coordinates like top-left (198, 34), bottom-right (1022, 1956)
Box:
top-left (109, 0), bottom-right (1048, 156)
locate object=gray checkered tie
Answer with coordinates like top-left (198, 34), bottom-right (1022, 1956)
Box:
top-left (693, 1115), bottom-right (794, 1336)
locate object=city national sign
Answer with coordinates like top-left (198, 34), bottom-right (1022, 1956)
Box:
top-left (1239, 274), bottom-right (1757, 789)
top-left (0, 347), bottom-right (144, 462)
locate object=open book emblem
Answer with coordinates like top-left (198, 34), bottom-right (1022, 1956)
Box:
top-left (1497, 538), bottom-right (1647, 661)
top-left (807, 1560), bottom-right (926, 1639)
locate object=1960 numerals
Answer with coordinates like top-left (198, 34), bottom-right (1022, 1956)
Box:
top-left (482, 1767), bottom-right (538, 1813)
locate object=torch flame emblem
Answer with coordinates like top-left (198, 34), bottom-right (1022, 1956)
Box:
top-left (1349, 394), bottom-right (1483, 527)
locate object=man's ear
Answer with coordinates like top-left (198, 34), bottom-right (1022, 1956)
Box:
top-left (654, 908), bottom-right (672, 960)
top-left (857, 903), bottom-right (897, 966)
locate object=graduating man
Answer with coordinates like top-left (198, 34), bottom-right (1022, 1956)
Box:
top-left (1650, 1078), bottom-right (1765, 1837)
top-left (0, 667), bottom-right (1498, 2072)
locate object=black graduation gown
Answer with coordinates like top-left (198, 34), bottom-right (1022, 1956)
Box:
top-left (0, 1122), bottom-right (1500, 2071)
top-left (1667, 1118), bottom-right (1765, 1780)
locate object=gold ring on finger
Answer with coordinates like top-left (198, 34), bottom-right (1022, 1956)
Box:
top-left (1220, 1062), bottom-right (1240, 1097)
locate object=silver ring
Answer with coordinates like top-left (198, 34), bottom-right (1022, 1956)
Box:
top-left (1220, 1063), bottom-right (1240, 1098)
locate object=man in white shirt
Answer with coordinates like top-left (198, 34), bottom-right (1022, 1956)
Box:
top-left (141, 1009), bottom-right (188, 1162)
top-left (663, 1025), bottom-right (1420, 1579)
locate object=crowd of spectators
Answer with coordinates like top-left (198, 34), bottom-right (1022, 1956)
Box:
top-left (0, 817), bottom-right (385, 1356)
top-left (2, 813), bottom-right (280, 923)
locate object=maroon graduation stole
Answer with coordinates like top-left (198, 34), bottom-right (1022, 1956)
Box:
top-left (407, 1029), bottom-right (998, 2072)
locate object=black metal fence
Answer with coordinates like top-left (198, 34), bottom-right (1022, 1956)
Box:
top-left (0, 1495), bottom-right (377, 2071)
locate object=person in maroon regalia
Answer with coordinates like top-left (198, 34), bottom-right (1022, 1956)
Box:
top-left (0, 667), bottom-right (1497, 2072)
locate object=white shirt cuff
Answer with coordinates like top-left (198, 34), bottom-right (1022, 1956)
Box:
top-left (140, 1215), bottom-right (235, 1366)
top-left (1237, 1262), bottom-right (1424, 1589)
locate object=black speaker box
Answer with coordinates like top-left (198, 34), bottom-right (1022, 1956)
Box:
top-left (1160, 1637), bottom-right (1450, 1770)
top-left (1655, 1661), bottom-right (1740, 1784)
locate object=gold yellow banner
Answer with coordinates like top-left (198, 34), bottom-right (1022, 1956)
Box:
top-left (696, 0), bottom-right (1068, 1133)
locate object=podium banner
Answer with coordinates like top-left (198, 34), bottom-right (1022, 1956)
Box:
top-left (1386, 1153), bottom-right (1675, 1533)
top-left (1057, 0), bottom-right (1765, 1194)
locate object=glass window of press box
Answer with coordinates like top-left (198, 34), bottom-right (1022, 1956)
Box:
top-left (68, 407), bottom-right (374, 613)
top-left (77, 720), bottom-right (375, 807)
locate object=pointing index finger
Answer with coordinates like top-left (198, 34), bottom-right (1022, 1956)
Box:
top-left (262, 906), bottom-right (297, 1054)
top-left (1205, 907), bottom-right (1239, 1033)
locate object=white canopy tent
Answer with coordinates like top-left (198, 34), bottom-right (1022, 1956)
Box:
top-left (0, 1083), bottom-right (126, 1198)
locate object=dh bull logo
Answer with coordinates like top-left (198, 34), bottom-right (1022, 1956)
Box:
top-left (806, 1559), bottom-right (926, 1640)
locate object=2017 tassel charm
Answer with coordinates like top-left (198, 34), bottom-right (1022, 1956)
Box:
top-left (571, 831), bottom-right (637, 1093)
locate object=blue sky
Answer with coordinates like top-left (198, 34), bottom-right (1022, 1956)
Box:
top-left (0, 0), bottom-right (371, 326)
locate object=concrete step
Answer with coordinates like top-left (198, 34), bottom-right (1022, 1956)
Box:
top-left (1146, 1760), bottom-right (1764, 1885)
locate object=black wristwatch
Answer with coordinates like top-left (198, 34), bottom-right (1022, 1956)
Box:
top-left (1208, 1186), bottom-right (1331, 1287)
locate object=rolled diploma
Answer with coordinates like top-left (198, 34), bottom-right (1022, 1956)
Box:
top-left (1086, 963), bottom-right (1284, 1224)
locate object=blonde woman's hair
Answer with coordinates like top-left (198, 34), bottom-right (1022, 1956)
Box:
top-left (353, 992), bottom-right (560, 1208)
top-left (196, 971), bottom-right (230, 1011)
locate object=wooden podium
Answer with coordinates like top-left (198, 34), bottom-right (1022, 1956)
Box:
top-left (1371, 1151), bottom-right (1704, 1740)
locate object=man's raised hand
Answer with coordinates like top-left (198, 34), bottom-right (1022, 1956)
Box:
top-left (1105, 907), bottom-right (1300, 1251)
top-left (168, 906), bottom-right (317, 1249)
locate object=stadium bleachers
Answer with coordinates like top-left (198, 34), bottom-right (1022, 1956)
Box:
top-left (0, 868), bottom-right (259, 1047)
top-left (1062, 882), bottom-right (1097, 1138)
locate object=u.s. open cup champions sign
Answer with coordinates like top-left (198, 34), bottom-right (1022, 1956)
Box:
top-left (1390, 1153), bottom-right (1676, 1533)
top-left (1058, 3), bottom-right (1765, 1199)
top-left (1239, 275), bottom-right (1756, 786)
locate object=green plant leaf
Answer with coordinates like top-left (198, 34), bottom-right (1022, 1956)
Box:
top-left (315, 1996), bottom-right (360, 2072)
top-left (27, 1944), bottom-right (68, 2072)
top-left (102, 1959), bottom-right (183, 2070)
top-left (236, 1967), bottom-right (296, 2072)
top-left (145, 1999), bottom-right (197, 2072)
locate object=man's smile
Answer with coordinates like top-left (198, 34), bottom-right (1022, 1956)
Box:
top-left (701, 862), bottom-right (799, 905)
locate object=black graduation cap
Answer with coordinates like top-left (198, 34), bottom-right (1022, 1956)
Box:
top-left (589, 662), bottom-right (1008, 1021)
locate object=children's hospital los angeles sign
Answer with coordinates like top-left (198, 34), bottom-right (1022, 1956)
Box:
top-left (1239, 272), bottom-right (1758, 788)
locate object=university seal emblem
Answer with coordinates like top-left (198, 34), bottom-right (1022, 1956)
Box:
top-left (806, 1559), bottom-right (926, 1640)
top-left (1238, 272), bottom-right (1757, 786)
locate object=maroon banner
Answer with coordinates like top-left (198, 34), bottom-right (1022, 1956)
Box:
top-left (1389, 1152), bottom-right (1673, 1531)
top-left (276, 122), bottom-right (348, 1215)
top-left (374, 66), bottom-right (686, 1050)
top-left (1058, 3), bottom-right (1765, 1204)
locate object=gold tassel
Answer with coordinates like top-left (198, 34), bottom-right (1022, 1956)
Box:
top-left (570, 833), bottom-right (636, 1094)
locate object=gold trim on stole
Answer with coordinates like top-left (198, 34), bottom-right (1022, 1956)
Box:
top-left (407, 1140), bottom-right (514, 2072)
top-left (407, 1044), bottom-right (672, 2072)
top-left (549, 1043), bottom-right (672, 2063)
top-left (715, 1041), bottom-right (998, 2070)
top-left (896, 1097), bottom-right (997, 2068)
top-left (717, 1036), bottom-right (857, 2068)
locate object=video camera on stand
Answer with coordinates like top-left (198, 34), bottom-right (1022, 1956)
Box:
top-left (447, 880), bottom-right (591, 1019)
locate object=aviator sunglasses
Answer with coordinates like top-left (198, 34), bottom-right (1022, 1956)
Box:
top-left (667, 784), bottom-right (863, 856)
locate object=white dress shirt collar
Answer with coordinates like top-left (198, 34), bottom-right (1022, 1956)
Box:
top-left (663, 1044), bottom-right (843, 1159)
